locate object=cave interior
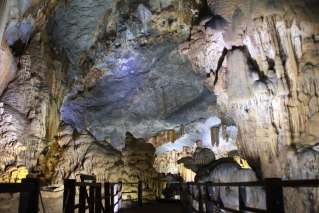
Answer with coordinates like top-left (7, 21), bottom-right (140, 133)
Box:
top-left (0, 0), bottom-right (319, 212)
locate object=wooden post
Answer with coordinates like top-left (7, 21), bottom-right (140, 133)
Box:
top-left (265, 178), bottom-right (285, 213)
top-left (110, 184), bottom-right (114, 213)
top-left (157, 176), bottom-right (160, 199)
top-left (138, 181), bottom-right (143, 207)
top-left (205, 182), bottom-right (211, 213)
top-left (118, 182), bottom-right (122, 210)
top-left (238, 186), bottom-right (245, 212)
top-left (180, 183), bottom-right (187, 213)
top-left (197, 184), bottom-right (204, 213)
top-left (19, 178), bottom-right (40, 213)
top-left (210, 126), bottom-right (219, 146)
top-left (95, 183), bottom-right (102, 213)
top-left (187, 183), bottom-right (192, 211)
top-left (89, 185), bottom-right (95, 213)
top-left (63, 179), bottom-right (76, 213)
top-left (104, 183), bottom-right (111, 213)
top-left (79, 184), bottom-right (86, 213)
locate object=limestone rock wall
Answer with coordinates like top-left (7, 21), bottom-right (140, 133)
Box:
top-left (182, 0), bottom-right (319, 178)
top-left (0, 41), bottom-right (16, 96)
top-left (0, 33), bottom-right (66, 182)
top-left (154, 146), bottom-right (196, 182)
top-left (50, 128), bottom-right (158, 184)
top-left (182, 1), bottom-right (319, 211)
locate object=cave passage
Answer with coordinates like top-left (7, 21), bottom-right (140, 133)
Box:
top-left (0, 0), bottom-right (319, 213)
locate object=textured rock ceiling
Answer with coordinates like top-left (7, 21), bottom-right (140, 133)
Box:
top-left (48, 0), bottom-right (217, 148)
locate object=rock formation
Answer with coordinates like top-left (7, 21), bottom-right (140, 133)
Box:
top-left (182, 0), bottom-right (319, 179)
top-left (0, 0), bottom-right (318, 212)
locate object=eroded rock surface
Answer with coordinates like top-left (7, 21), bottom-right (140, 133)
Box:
top-left (50, 127), bottom-right (157, 184)
top-left (48, 0), bottom-right (217, 149)
top-left (183, 0), bottom-right (319, 178)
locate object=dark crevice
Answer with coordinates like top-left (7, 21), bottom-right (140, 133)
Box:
top-left (213, 48), bottom-right (228, 86)
top-left (198, 0), bottom-right (212, 20)
top-left (231, 45), bottom-right (269, 82)
top-left (205, 15), bottom-right (228, 30)
top-left (9, 39), bottom-right (30, 57)
top-left (266, 57), bottom-right (275, 70)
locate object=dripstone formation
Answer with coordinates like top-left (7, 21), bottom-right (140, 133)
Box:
top-left (0, 0), bottom-right (318, 213)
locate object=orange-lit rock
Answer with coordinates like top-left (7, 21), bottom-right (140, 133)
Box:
top-left (0, 41), bottom-right (16, 96)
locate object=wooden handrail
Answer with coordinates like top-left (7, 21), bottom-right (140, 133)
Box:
top-left (0, 179), bottom-right (40, 213)
top-left (62, 178), bottom-right (319, 213)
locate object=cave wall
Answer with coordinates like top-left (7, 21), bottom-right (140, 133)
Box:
top-left (0, 33), bottom-right (66, 182)
top-left (182, 0), bottom-right (319, 178)
top-left (181, 1), bottom-right (319, 211)
top-left (0, 1), bottom-right (318, 212)
top-left (0, 0), bottom-right (66, 182)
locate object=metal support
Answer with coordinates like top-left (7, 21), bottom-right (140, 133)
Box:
top-left (265, 178), bottom-right (285, 213)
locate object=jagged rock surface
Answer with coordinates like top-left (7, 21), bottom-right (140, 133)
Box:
top-left (182, 0), bottom-right (319, 211)
top-left (48, 0), bottom-right (217, 149)
top-left (51, 128), bottom-right (158, 184)
top-left (183, 0), bottom-right (319, 174)
top-left (0, 34), bottom-right (66, 181)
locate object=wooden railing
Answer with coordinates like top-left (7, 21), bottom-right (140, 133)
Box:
top-left (0, 178), bottom-right (40, 213)
top-left (121, 181), bottom-right (142, 207)
top-left (179, 178), bottom-right (319, 213)
top-left (63, 175), bottom-right (143, 213)
top-left (63, 176), bottom-right (319, 213)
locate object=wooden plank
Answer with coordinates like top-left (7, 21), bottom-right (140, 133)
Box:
top-left (89, 185), bottom-right (95, 213)
top-left (280, 179), bottom-right (319, 187)
top-left (206, 181), bottom-right (263, 187)
top-left (104, 183), bottom-right (111, 213)
top-left (265, 178), bottom-right (285, 213)
top-left (80, 174), bottom-right (96, 183)
top-left (79, 185), bottom-right (86, 213)
top-left (110, 184), bottom-right (114, 213)
top-left (238, 186), bottom-right (245, 212)
top-left (95, 183), bottom-right (102, 213)
top-left (63, 179), bottom-right (76, 213)
top-left (18, 178), bottom-right (39, 213)
top-left (0, 183), bottom-right (36, 193)
top-left (76, 182), bottom-right (101, 187)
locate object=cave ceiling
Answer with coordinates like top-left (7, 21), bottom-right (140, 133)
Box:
top-left (48, 0), bottom-right (218, 148)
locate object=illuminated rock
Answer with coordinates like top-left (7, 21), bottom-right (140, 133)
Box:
top-left (0, 41), bottom-right (16, 96)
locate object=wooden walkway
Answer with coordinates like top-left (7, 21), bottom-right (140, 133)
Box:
top-left (119, 202), bottom-right (183, 213)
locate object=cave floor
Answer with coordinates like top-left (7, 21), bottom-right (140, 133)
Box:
top-left (119, 202), bottom-right (183, 213)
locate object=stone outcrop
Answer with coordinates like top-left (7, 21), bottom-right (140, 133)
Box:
top-left (0, 41), bottom-right (16, 96)
top-left (198, 159), bottom-right (266, 211)
top-left (50, 128), bottom-right (157, 184)
top-left (154, 146), bottom-right (196, 182)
